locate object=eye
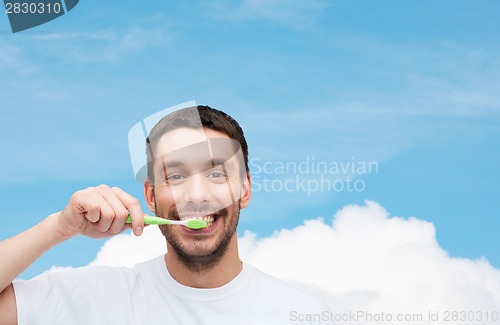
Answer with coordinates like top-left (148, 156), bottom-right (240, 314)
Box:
top-left (166, 174), bottom-right (186, 183)
top-left (208, 172), bottom-right (226, 179)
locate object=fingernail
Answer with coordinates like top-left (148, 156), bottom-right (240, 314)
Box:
top-left (135, 226), bottom-right (143, 236)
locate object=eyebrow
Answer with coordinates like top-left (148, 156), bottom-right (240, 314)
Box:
top-left (156, 159), bottom-right (183, 177)
top-left (209, 158), bottom-right (235, 170)
top-left (161, 160), bottom-right (184, 170)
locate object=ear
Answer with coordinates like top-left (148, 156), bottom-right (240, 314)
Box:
top-left (144, 181), bottom-right (156, 214)
top-left (239, 173), bottom-right (252, 210)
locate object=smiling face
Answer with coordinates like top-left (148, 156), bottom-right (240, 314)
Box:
top-left (144, 127), bottom-right (251, 271)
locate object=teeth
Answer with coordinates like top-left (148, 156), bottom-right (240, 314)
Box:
top-left (180, 214), bottom-right (216, 227)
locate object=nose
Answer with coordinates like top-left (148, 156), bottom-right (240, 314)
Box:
top-left (182, 173), bottom-right (211, 204)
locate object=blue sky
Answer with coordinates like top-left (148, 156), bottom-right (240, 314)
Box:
top-left (1, 0), bottom-right (499, 279)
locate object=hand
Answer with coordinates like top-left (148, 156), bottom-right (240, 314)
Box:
top-left (56, 185), bottom-right (144, 239)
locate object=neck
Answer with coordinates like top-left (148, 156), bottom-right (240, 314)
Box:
top-left (164, 236), bottom-right (242, 288)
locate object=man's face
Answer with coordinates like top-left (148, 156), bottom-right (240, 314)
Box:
top-left (146, 127), bottom-right (250, 269)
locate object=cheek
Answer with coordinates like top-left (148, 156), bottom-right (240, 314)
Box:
top-left (154, 185), bottom-right (176, 206)
top-left (210, 182), bottom-right (241, 206)
top-left (224, 178), bottom-right (244, 201)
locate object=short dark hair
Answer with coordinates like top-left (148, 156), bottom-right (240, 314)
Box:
top-left (146, 105), bottom-right (249, 182)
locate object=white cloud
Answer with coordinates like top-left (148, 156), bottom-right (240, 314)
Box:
top-left (90, 225), bottom-right (166, 268)
top-left (64, 200), bottom-right (500, 324)
top-left (240, 202), bottom-right (500, 322)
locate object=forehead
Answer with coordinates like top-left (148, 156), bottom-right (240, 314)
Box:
top-left (155, 127), bottom-right (229, 157)
top-left (151, 128), bottom-right (244, 186)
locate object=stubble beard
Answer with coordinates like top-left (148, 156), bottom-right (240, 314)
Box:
top-left (156, 199), bottom-right (241, 273)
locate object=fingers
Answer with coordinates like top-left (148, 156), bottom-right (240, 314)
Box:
top-left (72, 185), bottom-right (143, 237)
top-left (110, 186), bottom-right (144, 236)
top-left (95, 185), bottom-right (129, 234)
top-left (70, 189), bottom-right (102, 223)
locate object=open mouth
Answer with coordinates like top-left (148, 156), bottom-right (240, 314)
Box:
top-left (179, 213), bottom-right (220, 228)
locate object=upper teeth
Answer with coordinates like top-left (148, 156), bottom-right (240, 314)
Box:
top-left (181, 215), bottom-right (215, 226)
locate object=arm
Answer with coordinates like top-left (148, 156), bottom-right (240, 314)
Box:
top-left (0, 213), bottom-right (63, 325)
top-left (0, 185), bottom-right (144, 324)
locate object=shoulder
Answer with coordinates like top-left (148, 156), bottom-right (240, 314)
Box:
top-left (15, 255), bottom-right (163, 290)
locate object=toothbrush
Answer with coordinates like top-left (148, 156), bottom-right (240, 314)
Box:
top-left (126, 215), bottom-right (207, 230)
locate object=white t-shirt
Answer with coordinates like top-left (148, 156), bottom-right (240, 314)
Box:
top-left (13, 255), bottom-right (332, 325)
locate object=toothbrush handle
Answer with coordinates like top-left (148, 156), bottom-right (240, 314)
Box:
top-left (142, 215), bottom-right (168, 225)
top-left (126, 215), bottom-right (182, 225)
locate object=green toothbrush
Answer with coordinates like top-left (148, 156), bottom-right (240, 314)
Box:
top-left (126, 215), bottom-right (208, 230)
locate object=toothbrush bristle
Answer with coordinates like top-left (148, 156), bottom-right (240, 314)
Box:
top-left (186, 219), bottom-right (208, 229)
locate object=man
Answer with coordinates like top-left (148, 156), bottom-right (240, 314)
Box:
top-left (0, 106), bottom-right (331, 324)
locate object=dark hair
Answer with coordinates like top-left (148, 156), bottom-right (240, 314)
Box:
top-left (146, 105), bottom-right (249, 182)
